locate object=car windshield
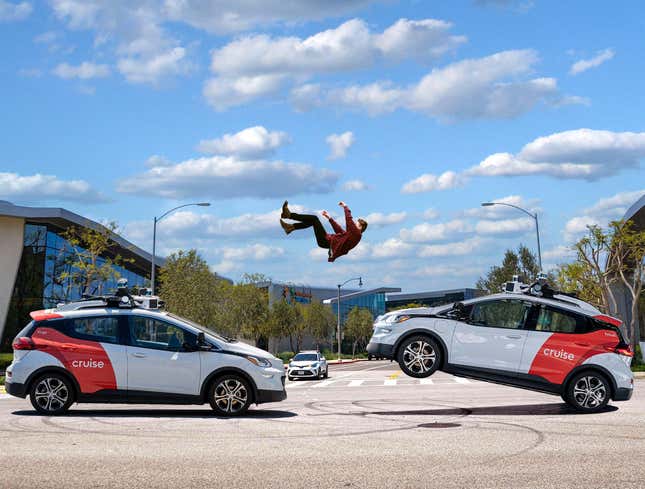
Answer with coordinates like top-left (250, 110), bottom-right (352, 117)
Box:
top-left (166, 313), bottom-right (236, 343)
top-left (293, 353), bottom-right (318, 362)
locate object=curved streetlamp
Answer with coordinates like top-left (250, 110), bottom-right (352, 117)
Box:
top-left (336, 277), bottom-right (363, 361)
top-left (481, 201), bottom-right (542, 271)
top-left (151, 202), bottom-right (211, 294)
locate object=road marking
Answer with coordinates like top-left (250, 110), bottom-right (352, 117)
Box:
top-left (420, 378), bottom-right (434, 385)
top-left (313, 380), bottom-right (337, 388)
top-left (348, 380), bottom-right (364, 387)
top-left (384, 378), bottom-right (397, 386)
top-left (453, 377), bottom-right (470, 384)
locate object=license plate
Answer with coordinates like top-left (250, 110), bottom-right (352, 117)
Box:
top-left (298, 370), bottom-right (304, 375)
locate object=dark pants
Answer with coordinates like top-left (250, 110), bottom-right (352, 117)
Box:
top-left (290, 213), bottom-right (330, 249)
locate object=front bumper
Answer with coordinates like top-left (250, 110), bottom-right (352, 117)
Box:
top-left (256, 388), bottom-right (287, 403)
top-left (4, 381), bottom-right (27, 398)
top-left (366, 342), bottom-right (394, 359)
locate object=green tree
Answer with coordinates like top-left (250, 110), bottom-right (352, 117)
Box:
top-left (229, 283), bottom-right (270, 343)
top-left (158, 249), bottom-right (225, 329)
top-left (477, 245), bottom-right (541, 293)
top-left (269, 300), bottom-right (301, 352)
top-left (344, 307), bottom-right (374, 357)
top-left (59, 222), bottom-right (133, 296)
top-left (302, 301), bottom-right (335, 349)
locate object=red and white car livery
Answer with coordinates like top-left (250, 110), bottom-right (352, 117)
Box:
top-left (5, 297), bottom-right (286, 416)
top-left (367, 281), bottom-right (634, 412)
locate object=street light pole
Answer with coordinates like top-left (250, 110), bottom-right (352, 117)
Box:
top-left (481, 201), bottom-right (542, 271)
top-left (336, 277), bottom-right (362, 362)
top-left (150, 202), bottom-right (211, 295)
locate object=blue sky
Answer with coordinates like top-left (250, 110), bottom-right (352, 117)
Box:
top-left (1, 0), bottom-right (644, 292)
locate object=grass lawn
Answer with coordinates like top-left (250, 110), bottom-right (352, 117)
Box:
top-left (632, 364), bottom-right (645, 372)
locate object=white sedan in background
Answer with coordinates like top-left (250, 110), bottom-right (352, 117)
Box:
top-left (287, 351), bottom-right (328, 380)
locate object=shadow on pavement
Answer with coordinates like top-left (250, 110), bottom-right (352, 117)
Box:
top-left (370, 403), bottom-right (618, 416)
top-left (12, 408), bottom-right (297, 419)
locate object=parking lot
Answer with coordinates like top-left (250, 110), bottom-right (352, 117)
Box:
top-left (2, 360), bottom-right (644, 489)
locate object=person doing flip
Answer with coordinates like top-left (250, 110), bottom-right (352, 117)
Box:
top-left (280, 201), bottom-right (368, 262)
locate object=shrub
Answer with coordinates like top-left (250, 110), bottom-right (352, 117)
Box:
top-left (276, 351), bottom-right (295, 363)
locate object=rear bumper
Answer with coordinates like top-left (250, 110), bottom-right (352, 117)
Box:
top-left (614, 387), bottom-right (633, 401)
top-left (5, 381), bottom-right (27, 398)
top-left (256, 388), bottom-right (287, 404)
top-left (366, 342), bottom-right (394, 359)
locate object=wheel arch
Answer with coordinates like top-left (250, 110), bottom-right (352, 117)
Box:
top-left (393, 329), bottom-right (449, 368)
top-left (24, 366), bottom-right (80, 400)
top-left (563, 364), bottom-right (617, 399)
top-left (200, 367), bottom-right (259, 404)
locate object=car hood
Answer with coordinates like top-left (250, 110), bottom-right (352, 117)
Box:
top-left (216, 339), bottom-right (275, 359)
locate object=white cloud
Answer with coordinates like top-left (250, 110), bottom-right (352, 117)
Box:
top-left (464, 195), bottom-right (539, 219)
top-left (117, 155), bottom-right (338, 199)
top-left (401, 171), bottom-right (463, 194)
top-left (372, 238), bottom-right (414, 259)
top-left (209, 18), bottom-right (464, 78)
top-left (145, 155), bottom-right (174, 168)
top-left (363, 212), bottom-right (407, 227)
top-left (0, 172), bottom-right (106, 203)
top-left (53, 62), bottom-right (111, 79)
top-left (418, 236), bottom-right (485, 257)
top-left (197, 126), bottom-right (290, 158)
top-left (405, 129), bottom-right (645, 193)
top-left (218, 244), bottom-right (284, 261)
top-left (203, 74), bottom-right (285, 111)
top-left (423, 208), bottom-right (440, 220)
top-left (413, 263), bottom-right (482, 278)
top-left (204, 17), bottom-right (464, 110)
top-left (400, 219), bottom-right (472, 243)
top-left (0, 0), bottom-right (31, 21)
top-left (475, 217), bottom-right (535, 235)
top-left (342, 180), bottom-right (370, 192)
top-left (330, 50), bottom-right (569, 120)
top-left (563, 189), bottom-right (645, 242)
top-left (570, 48), bottom-right (615, 75)
top-left (326, 131), bottom-right (355, 160)
top-left (543, 245), bottom-right (574, 262)
top-left (117, 47), bottom-right (192, 85)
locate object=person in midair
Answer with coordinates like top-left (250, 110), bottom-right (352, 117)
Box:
top-left (280, 201), bottom-right (368, 262)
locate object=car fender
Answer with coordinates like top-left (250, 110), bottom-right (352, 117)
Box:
top-left (200, 366), bottom-right (259, 404)
top-left (24, 365), bottom-right (81, 399)
top-left (562, 363), bottom-right (618, 398)
top-left (393, 328), bottom-right (450, 367)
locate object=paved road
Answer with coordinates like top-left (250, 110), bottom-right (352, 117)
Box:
top-left (1, 361), bottom-right (644, 489)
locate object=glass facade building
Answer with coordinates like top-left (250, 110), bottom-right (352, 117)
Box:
top-left (1, 207), bottom-right (155, 352)
top-left (386, 288), bottom-right (483, 311)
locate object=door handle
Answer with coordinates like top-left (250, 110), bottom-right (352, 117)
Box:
top-left (131, 352), bottom-right (147, 358)
top-left (504, 335), bottom-right (522, 340)
top-left (574, 342), bottom-right (590, 347)
top-left (62, 344), bottom-right (77, 352)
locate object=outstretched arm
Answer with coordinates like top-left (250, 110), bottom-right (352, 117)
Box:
top-left (322, 210), bottom-right (344, 234)
top-left (339, 201), bottom-right (359, 233)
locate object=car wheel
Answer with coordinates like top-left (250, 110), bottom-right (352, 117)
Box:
top-left (208, 375), bottom-right (252, 416)
top-left (324, 368), bottom-right (329, 379)
top-left (564, 371), bottom-right (610, 413)
top-left (368, 355), bottom-right (373, 361)
top-left (397, 335), bottom-right (441, 378)
top-left (318, 369), bottom-right (324, 380)
top-left (29, 373), bottom-right (74, 415)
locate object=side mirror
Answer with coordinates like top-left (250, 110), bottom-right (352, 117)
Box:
top-left (321, 357), bottom-right (326, 361)
top-left (196, 332), bottom-right (211, 351)
top-left (289, 358), bottom-right (294, 362)
top-left (449, 302), bottom-right (469, 321)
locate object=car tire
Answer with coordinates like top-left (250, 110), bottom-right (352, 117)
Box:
top-left (397, 335), bottom-right (441, 378)
top-left (29, 373), bottom-right (75, 415)
top-left (563, 371), bottom-right (611, 413)
top-left (208, 375), bottom-right (253, 416)
top-left (318, 370), bottom-right (324, 380)
top-left (324, 369), bottom-right (328, 379)
top-left (368, 355), bottom-right (373, 361)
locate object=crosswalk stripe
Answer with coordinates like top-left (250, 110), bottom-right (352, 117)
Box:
top-left (384, 378), bottom-right (397, 386)
top-left (313, 380), bottom-right (336, 388)
top-left (453, 377), bottom-right (470, 384)
top-left (420, 378), bottom-right (434, 385)
top-left (348, 380), bottom-right (364, 387)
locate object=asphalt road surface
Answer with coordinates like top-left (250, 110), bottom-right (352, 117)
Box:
top-left (2, 361), bottom-right (644, 489)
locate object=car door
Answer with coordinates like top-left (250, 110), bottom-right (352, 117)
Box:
top-left (450, 299), bottom-right (531, 373)
top-left (520, 305), bottom-right (601, 385)
top-left (126, 315), bottom-right (201, 396)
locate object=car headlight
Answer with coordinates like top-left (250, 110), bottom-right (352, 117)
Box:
top-left (311, 362), bottom-right (319, 368)
top-left (246, 356), bottom-right (272, 368)
top-left (385, 314), bottom-right (411, 324)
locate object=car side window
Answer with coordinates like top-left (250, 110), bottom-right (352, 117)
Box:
top-left (469, 300), bottom-right (530, 330)
top-left (128, 316), bottom-right (197, 352)
top-left (67, 317), bottom-right (120, 344)
top-left (534, 307), bottom-right (588, 334)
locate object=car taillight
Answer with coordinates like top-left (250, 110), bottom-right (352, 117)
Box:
top-left (12, 337), bottom-right (36, 350)
top-left (615, 345), bottom-right (634, 357)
